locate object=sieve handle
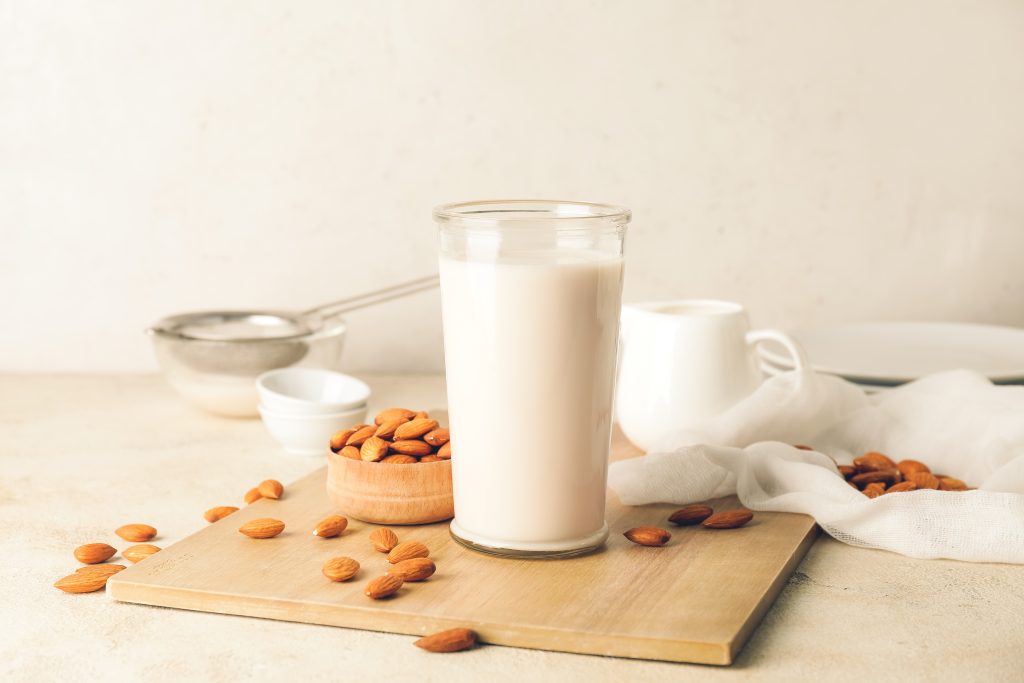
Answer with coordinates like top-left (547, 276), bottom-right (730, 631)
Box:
top-left (304, 274), bottom-right (440, 319)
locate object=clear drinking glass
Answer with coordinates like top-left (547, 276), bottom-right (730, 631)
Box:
top-left (435, 200), bottom-right (630, 558)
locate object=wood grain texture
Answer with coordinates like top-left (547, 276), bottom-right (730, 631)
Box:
top-left (326, 452), bottom-right (454, 524)
top-left (109, 431), bottom-right (816, 665)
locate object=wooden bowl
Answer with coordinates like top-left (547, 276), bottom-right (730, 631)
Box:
top-left (325, 450), bottom-right (454, 525)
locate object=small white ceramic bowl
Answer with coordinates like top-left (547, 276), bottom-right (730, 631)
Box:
top-left (256, 368), bottom-right (371, 415)
top-left (258, 403), bottom-right (368, 457)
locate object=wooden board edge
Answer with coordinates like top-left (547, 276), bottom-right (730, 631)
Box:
top-left (725, 519), bottom-right (819, 663)
top-left (108, 578), bottom-right (732, 665)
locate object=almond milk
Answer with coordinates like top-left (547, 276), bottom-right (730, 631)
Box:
top-left (440, 252), bottom-right (624, 553)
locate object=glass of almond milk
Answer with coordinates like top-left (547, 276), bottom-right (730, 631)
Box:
top-left (435, 200), bottom-right (630, 558)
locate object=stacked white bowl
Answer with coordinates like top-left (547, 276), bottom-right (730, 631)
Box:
top-left (256, 368), bottom-right (371, 456)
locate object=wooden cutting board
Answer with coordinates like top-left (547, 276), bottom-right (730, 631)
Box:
top-left (109, 432), bottom-right (816, 665)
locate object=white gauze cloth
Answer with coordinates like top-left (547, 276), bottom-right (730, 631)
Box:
top-left (607, 369), bottom-right (1024, 563)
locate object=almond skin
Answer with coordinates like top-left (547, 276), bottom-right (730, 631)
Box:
top-left (76, 564), bottom-right (126, 577)
top-left (939, 476), bottom-right (968, 491)
top-left (374, 419), bottom-right (406, 440)
top-left (374, 408), bottom-right (416, 426)
top-left (389, 440), bottom-right (433, 456)
top-left (257, 479), bottom-right (284, 500)
top-left (204, 506), bottom-right (239, 523)
top-left (361, 436), bottom-right (391, 462)
top-left (414, 627), bottom-right (477, 653)
top-left (908, 472), bottom-right (940, 490)
top-left (370, 528), bottom-right (400, 553)
top-left (702, 510), bottom-right (754, 529)
top-left (54, 571), bottom-right (112, 594)
top-left (380, 454), bottom-right (419, 464)
top-left (313, 515), bottom-right (348, 538)
top-left (667, 504), bottom-right (713, 526)
top-left (885, 481), bottom-right (918, 493)
top-left (394, 418), bottom-right (439, 441)
top-left (853, 452), bottom-right (897, 472)
top-left (386, 557), bottom-right (436, 582)
top-left (364, 574), bottom-right (403, 599)
top-left (74, 543), bottom-right (117, 564)
top-left (244, 487), bottom-right (263, 504)
top-left (347, 425), bottom-right (378, 447)
top-left (863, 482), bottom-right (886, 499)
top-left (413, 411), bottom-right (430, 419)
top-left (330, 427), bottom-right (359, 452)
top-left (896, 459), bottom-right (930, 479)
top-left (423, 428), bottom-right (450, 447)
top-left (387, 541), bottom-right (430, 564)
top-left (239, 518), bottom-right (285, 539)
top-left (123, 544), bottom-right (161, 563)
top-left (837, 465), bottom-right (856, 480)
top-left (420, 455), bottom-right (443, 463)
top-left (850, 469), bottom-right (900, 487)
top-left (437, 442), bottom-right (452, 459)
top-left (623, 527), bottom-right (672, 546)
top-left (340, 445), bottom-right (361, 460)
top-left (322, 556), bottom-right (360, 582)
top-left (116, 524), bottom-right (157, 542)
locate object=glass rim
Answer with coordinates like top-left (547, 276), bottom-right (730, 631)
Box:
top-left (433, 199), bottom-right (631, 227)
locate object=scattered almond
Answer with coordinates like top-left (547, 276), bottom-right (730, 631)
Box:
top-left (380, 454), bottom-right (419, 464)
top-left (896, 459), bottom-right (930, 479)
top-left (257, 479), bottom-right (284, 500)
top-left (54, 571), bottom-right (112, 594)
top-left (850, 469), bottom-right (900, 487)
top-left (374, 408), bottom-right (417, 425)
top-left (885, 481), bottom-right (918, 494)
top-left (939, 476), bottom-right (968, 491)
top-left (76, 564), bottom-right (126, 577)
top-left (204, 506), bottom-right (239, 523)
top-left (123, 544), bottom-right (161, 563)
top-left (116, 524), bottom-right (157, 542)
top-left (853, 452), bottom-right (897, 471)
top-left (322, 556), bottom-right (360, 582)
top-left (340, 445), bottom-right (361, 460)
top-left (239, 518), bottom-right (285, 539)
top-left (387, 541), bottom-right (430, 563)
top-left (423, 428), bottom-right (450, 447)
top-left (908, 472), bottom-right (940, 490)
top-left (394, 418), bottom-right (439, 441)
top-left (837, 465), bottom-right (856, 479)
top-left (667, 504), bottom-right (713, 526)
top-left (364, 574), bottom-right (403, 599)
top-left (369, 528), bottom-right (400, 553)
top-left (389, 440), bottom-right (433, 456)
top-left (437, 442), bottom-right (452, 459)
top-left (702, 510), bottom-right (754, 529)
top-left (414, 627), bottom-right (477, 653)
top-left (863, 482), bottom-right (886, 499)
top-left (386, 557), bottom-right (436, 582)
top-left (74, 543), bottom-right (116, 565)
top-left (347, 425), bottom-right (378, 447)
top-left (793, 444), bottom-right (814, 451)
top-left (361, 436), bottom-right (391, 462)
top-left (623, 527), bottom-right (671, 546)
top-left (313, 515), bottom-right (348, 538)
top-left (244, 487), bottom-right (263, 505)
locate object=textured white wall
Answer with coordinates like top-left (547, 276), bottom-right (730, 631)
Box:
top-left (3, 0), bottom-right (1023, 373)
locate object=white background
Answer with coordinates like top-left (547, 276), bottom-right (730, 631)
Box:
top-left (3, 0), bottom-right (1023, 373)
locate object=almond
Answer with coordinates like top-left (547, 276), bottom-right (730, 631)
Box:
top-left (313, 515), bottom-right (348, 538)
top-left (837, 465), bottom-right (856, 480)
top-left (116, 524), bottom-right (157, 542)
top-left (76, 563), bottom-right (126, 578)
top-left (340, 445), bottom-right (361, 460)
top-left (853, 452), bottom-right (897, 472)
top-left (374, 408), bottom-right (416, 426)
top-left (908, 471), bottom-right (940, 490)
top-left (885, 481), bottom-right (918, 493)
top-left (863, 482), bottom-right (886, 499)
top-left (330, 427), bottom-right (359, 452)
top-left (414, 410), bottom-right (430, 419)
top-left (939, 476), bottom-right (968, 491)
top-left (239, 518), bottom-right (285, 539)
top-left (74, 543), bottom-right (117, 564)
top-left (54, 571), bottom-right (112, 594)
top-left (380, 454), bottom-right (418, 464)
top-left (123, 544), bottom-right (161, 563)
top-left (414, 627), bottom-right (477, 653)
top-left (257, 479), bottom-right (284, 500)
top-left (374, 419), bottom-right (406, 440)
top-left (437, 442), bottom-right (452, 459)
top-left (244, 487), bottom-right (263, 505)
top-left (667, 504), bottom-right (714, 526)
top-left (702, 510), bottom-right (754, 529)
top-left (793, 444), bottom-right (814, 451)
top-left (360, 436), bottom-right (391, 462)
top-left (423, 428), bottom-right (450, 447)
top-left (347, 424), bottom-right (378, 447)
top-left (394, 419), bottom-right (439, 441)
top-left (850, 469), bottom-right (900, 487)
top-left (369, 528), bottom-right (400, 553)
top-left (419, 455), bottom-right (443, 463)
top-left (322, 556), bottom-right (360, 582)
top-left (896, 459), bottom-right (930, 479)
top-left (386, 557), bottom-right (436, 582)
top-left (623, 527), bottom-right (671, 546)
top-left (364, 574), bottom-right (403, 599)
top-left (389, 440), bottom-right (433, 456)
top-left (387, 541), bottom-right (430, 563)
top-left (204, 506), bottom-right (239, 523)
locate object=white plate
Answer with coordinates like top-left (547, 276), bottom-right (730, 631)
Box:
top-left (760, 360), bottom-right (887, 394)
top-left (759, 321), bottom-right (1024, 384)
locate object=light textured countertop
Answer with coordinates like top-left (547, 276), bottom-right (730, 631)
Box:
top-left (2, 375), bottom-right (1022, 682)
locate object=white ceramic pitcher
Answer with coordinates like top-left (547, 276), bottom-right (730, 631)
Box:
top-left (616, 299), bottom-right (807, 451)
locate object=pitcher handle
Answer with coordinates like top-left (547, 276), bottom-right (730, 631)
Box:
top-left (745, 329), bottom-right (808, 371)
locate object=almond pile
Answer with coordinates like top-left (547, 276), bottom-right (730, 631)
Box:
top-left (835, 451), bottom-right (970, 497)
top-left (329, 408), bottom-right (451, 464)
